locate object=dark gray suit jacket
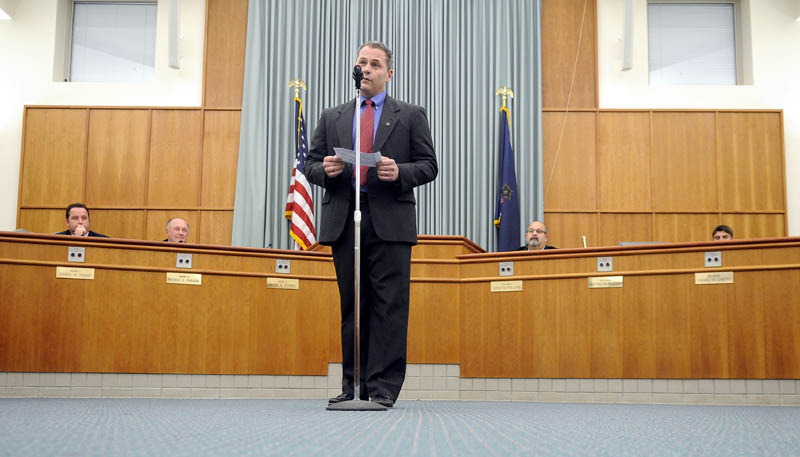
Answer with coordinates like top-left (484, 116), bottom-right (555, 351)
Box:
top-left (305, 96), bottom-right (438, 245)
top-left (54, 230), bottom-right (109, 238)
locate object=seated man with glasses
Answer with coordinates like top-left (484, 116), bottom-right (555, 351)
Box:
top-left (518, 220), bottom-right (556, 251)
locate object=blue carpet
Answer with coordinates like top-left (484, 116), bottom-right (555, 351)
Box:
top-left (1, 399), bottom-right (799, 456)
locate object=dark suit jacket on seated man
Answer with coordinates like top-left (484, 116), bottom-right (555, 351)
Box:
top-left (305, 41), bottom-right (438, 408)
top-left (517, 220), bottom-right (556, 250)
top-left (54, 202), bottom-right (109, 238)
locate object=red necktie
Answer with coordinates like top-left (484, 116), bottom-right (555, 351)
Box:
top-left (359, 99), bottom-right (374, 186)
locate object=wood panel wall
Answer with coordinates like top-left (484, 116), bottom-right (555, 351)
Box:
top-left (540, 0), bottom-right (786, 248)
top-left (16, 0), bottom-right (787, 249)
top-left (16, 0), bottom-right (247, 243)
top-left (18, 106), bottom-right (241, 244)
top-left (541, 109), bottom-right (786, 248)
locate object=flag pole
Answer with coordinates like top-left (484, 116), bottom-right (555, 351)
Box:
top-left (494, 86), bottom-right (520, 252)
top-left (288, 78), bottom-right (306, 99)
top-left (495, 85), bottom-right (514, 108)
top-left (285, 79), bottom-right (317, 251)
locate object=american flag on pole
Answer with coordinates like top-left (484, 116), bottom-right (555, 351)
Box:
top-left (284, 96), bottom-right (316, 250)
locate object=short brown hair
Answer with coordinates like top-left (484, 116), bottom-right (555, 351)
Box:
top-left (358, 41), bottom-right (393, 70)
top-left (712, 224), bottom-right (733, 238)
top-left (65, 202), bottom-right (89, 219)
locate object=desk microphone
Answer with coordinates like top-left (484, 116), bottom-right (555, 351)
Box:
top-left (353, 65), bottom-right (363, 90)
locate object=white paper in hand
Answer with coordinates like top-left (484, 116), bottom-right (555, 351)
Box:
top-left (333, 147), bottom-right (383, 167)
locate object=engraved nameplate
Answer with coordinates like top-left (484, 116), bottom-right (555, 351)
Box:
top-left (588, 276), bottom-right (624, 288)
top-left (695, 271), bottom-right (734, 285)
top-left (267, 277), bottom-right (299, 290)
top-left (166, 272), bottom-right (202, 285)
top-left (490, 280), bottom-right (523, 292)
top-left (56, 266), bottom-right (95, 280)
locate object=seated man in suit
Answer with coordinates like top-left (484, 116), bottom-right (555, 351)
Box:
top-left (55, 203), bottom-right (108, 238)
top-left (518, 220), bottom-right (556, 250)
top-left (712, 224), bottom-right (733, 241)
top-left (164, 217), bottom-right (189, 243)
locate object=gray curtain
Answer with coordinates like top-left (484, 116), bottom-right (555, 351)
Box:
top-left (232, 0), bottom-right (542, 251)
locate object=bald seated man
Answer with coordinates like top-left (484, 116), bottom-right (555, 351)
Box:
top-left (517, 220), bottom-right (556, 251)
top-left (164, 218), bottom-right (189, 243)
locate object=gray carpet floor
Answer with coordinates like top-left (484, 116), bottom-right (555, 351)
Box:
top-left (1, 399), bottom-right (799, 456)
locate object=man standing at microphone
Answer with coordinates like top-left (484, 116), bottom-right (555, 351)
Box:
top-left (305, 41), bottom-right (438, 408)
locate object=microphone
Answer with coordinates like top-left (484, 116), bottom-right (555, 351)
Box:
top-left (352, 65), bottom-right (363, 90)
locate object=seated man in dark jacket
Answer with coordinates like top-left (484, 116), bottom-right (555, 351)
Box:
top-left (54, 203), bottom-right (109, 238)
top-left (518, 220), bottom-right (556, 251)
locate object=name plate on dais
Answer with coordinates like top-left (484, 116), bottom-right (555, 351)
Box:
top-left (56, 266), bottom-right (95, 280)
top-left (695, 271), bottom-right (734, 285)
top-left (166, 272), bottom-right (202, 285)
top-left (267, 277), bottom-right (299, 290)
top-left (490, 280), bottom-right (523, 292)
top-left (588, 276), bottom-right (623, 288)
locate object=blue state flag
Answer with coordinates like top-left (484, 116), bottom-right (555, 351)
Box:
top-left (493, 106), bottom-right (520, 252)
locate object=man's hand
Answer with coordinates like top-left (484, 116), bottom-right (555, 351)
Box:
top-left (376, 158), bottom-right (398, 182)
top-left (73, 226), bottom-right (88, 236)
top-left (323, 155), bottom-right (345, 178)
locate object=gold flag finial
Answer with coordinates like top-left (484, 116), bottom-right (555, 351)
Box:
top-left (288, 79), bottom-right (307, 99)
top-left (495, 86), bottom-right (514, 109)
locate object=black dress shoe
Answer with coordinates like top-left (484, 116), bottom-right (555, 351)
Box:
top-left (328, 393), bottom-right (353, 404)
top-left (371, 396), bottom-right (394, 408)
top-left (328, 392), bottom-right (368, 404)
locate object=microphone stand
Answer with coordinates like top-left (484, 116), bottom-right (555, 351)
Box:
top-left (327, 65), bottom-right (387, 411)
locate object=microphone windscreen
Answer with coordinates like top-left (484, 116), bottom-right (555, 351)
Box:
top-left (352, 65), bottom-right (363, 89)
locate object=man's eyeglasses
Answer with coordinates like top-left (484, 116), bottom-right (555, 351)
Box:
top-left (527, 229), bottom-right (546, 234)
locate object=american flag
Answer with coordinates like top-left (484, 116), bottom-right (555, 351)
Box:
top-left (284, 97), bottom-right (316, 250)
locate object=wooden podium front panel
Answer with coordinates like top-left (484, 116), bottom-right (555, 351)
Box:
top-left (413, 236), bottom-right (484, 259)
top-left (459, 240), bottom-right (800, 379)
top-left (621, 276), bottom-right (658, 378)
top-left (407, 281), bottom-right (460, 364)
top-left (0, 235), bottom-right (337, 375)
top-left (762, 270), bottom-right (800, 379)
top-left (4, 234), bottom-right (799, 379)
top-left (0, 263), bottom-right (335, 375)
top-left (1, 234), bottom-right (466, 374)
top-left (589, 283), bottom-right (624, 379)
top-left (326, 255), bottom-right (462, 365)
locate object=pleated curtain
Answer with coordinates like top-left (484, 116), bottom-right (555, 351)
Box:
top-left (232, 0), bottom-right (542, 252)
